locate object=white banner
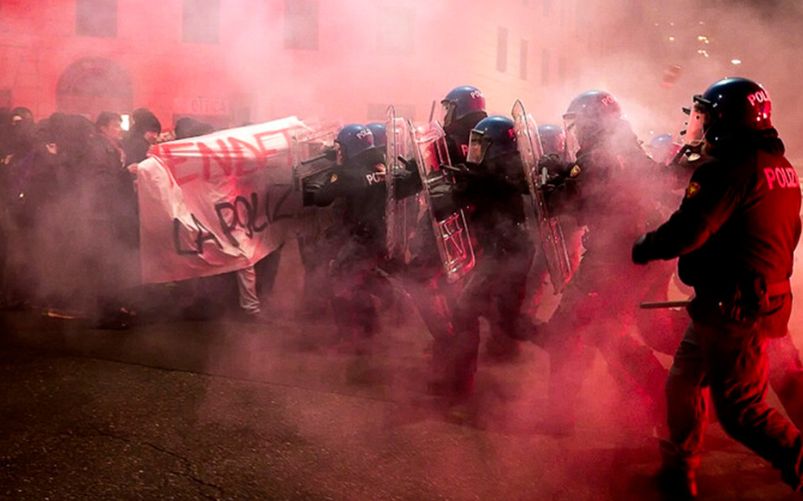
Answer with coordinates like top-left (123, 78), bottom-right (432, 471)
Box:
top-left (137, 117), bottom-right (310, 283)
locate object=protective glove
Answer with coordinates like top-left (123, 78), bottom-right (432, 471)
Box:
top-left (322, 146), bottom-right (337, 162)
top-left (631, 234), bottom-right (652, 265)
top-left (398, 156), bottom-right (418, 173)
top-left (429, 180), bottom-right (457, 220)
top-left (538, 154), bottom-right (571, 177)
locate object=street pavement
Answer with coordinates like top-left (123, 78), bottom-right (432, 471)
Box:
top-left (1, 306), bottom-right (800, 501)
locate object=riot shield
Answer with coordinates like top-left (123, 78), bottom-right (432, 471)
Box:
top-left (385, 106), bottom-right (417, 262)
top-left (512, 99), bottom-right (572, 294)
top-left (290, 122), bottom-right (340, 191)
top-left (409, 120), bottom-right (475, 283)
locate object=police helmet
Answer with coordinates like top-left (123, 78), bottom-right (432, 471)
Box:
top-left (537, 124), bottom-right (566, 158)
top-left (563, 90), bottom-right (621, 122)
top-left (441, 85), bottom-right (486, 128)
top-left (466, 115), bottom-right (518, 165)
top-left (691, 77), bottom-right (772, 145)
top-left (365, 122), bottom-right (387, 149)
top-left (648, 133), bottom-right (678, 165)
top-left (335, 124), bottom-right (374, 162)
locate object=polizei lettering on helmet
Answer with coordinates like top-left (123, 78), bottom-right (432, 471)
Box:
top-left (748, 90), bottom-right (770, 107)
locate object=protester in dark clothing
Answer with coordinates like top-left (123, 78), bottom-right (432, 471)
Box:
top-left (122, 108), bottom-right (161, 165)
top-left (174, 116), bottom-right (214, 140)
top-left (1, 107), bottom-right (40, 306)
top-left (38, 114), bottom-right (135, 327)
top-left (0, 107), bottom-right (11, 306)
top-left (633, 77), bottom-right (803, 498)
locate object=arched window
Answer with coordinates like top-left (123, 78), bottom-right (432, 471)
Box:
top-left (56, 58), bottom-right (133, 119)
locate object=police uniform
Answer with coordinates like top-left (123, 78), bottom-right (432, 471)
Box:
top-left (638, 144), bottom-right (803, 433)
top-left (633, 77), bottom-right (803, 495)
top-left (537, 108), bottom-right (669, 433)
top-left (309, 125), bottom-right (418, 349)
top-left (430, 116), bottom-right (533, 398)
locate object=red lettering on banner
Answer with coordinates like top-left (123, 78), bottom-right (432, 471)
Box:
top-left (160, 142), bottom-right (198, 185)
top-left (198, 139), bottom-right (233, 180)
top-left (252, 131), bottom-right (280, 159)
top-left (228, 137), bottom-right (264, 176)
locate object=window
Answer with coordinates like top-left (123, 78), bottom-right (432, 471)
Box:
top-left (76, 0), bottom-right (117, 38)
top-left (541, 48), bottom-right (550, 85)
top-left (285, 0), bottom-right (319, 50)
top-left (496, 27), bottom-right (508, 72)
top-left (519, 40), bottom-right (529, 80)
top-left (183, 0), bottom-right (220, 44)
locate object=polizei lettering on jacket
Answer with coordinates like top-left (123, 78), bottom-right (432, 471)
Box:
top-left (763, 166), bottom-right (800, 190)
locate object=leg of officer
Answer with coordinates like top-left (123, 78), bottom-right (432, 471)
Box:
top-left (487, 251), bottom-right (533, 359)
top-left (662, 323), bottom-right (708, 474)
top-left (703, 317), bottom-right (803, 490)
top-left (767, 333), bottom-right (803, 429)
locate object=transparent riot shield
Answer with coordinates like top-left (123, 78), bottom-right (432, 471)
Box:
top-left (290, 121), bottom-right (340, 191)
top-left (409, 120), bottom-right (475, 283)
top-left (385, 106), bottom-right (418, 262)
top-left (512, 99), bottom-right (572, 294)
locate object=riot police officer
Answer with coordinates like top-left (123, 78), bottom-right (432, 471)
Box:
top-left (307, 124), bottom-right (386, 351)
top-left (429, 115), bottom-right (533, 399)
top-left (308, 124), bottom-right (417, 352)
top-left (534, 90), bottom-right (668, 435)
top-left (633, 77), bottom-right (803, 497)
top-left (441, 85), bottom-right (488, 163)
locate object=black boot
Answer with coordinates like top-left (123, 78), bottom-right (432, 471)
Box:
top-left (655, 440), bottom-right (699, 499)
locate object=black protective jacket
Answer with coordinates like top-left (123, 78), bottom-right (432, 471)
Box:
top-left (450, 154), bottom-right (531, 258)
top-left (638, 130), bottom-right (801, 300)
top-left (309, 157), bottom-right (419, 251)
top-left (554, 119), bottom-right (661, 260)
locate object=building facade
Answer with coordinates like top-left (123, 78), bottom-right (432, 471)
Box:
top-left (0, 0), bottom-right (597, 129)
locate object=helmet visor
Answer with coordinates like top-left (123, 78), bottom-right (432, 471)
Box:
top-left (683, 100), bottom-right (708, 146)
top-left (334, 141), bottom-right (345, 165)
top-left (440, 101), bottom-right (456, 129)
top-left (466, 130), bottom-right (488, 164)
top-left (563, 117), bottom-right (580, 162)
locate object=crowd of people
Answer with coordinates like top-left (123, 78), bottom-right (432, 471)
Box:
top-left (2, 75), bottom-right (803, 497)
top-left (0, 107), bottom-right (282, 328)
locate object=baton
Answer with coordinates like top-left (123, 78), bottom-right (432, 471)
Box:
top-left (428, 100), bottom-right (436, 123)
top-left (639, 300), bottom-right (691, 309)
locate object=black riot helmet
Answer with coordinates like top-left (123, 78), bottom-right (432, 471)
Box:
top-left (466, 115), bottom-right (518, 165)
top-left (537, 124), bottom-right (566, 158)
top-left (562, 90), bottom-right (621, 158)
top-left (441, 85), bottom-right (487, 129)
top-left (686, 77), bottom-right (772, 146)
top-left (334, 124), bottom-right (374, 165)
